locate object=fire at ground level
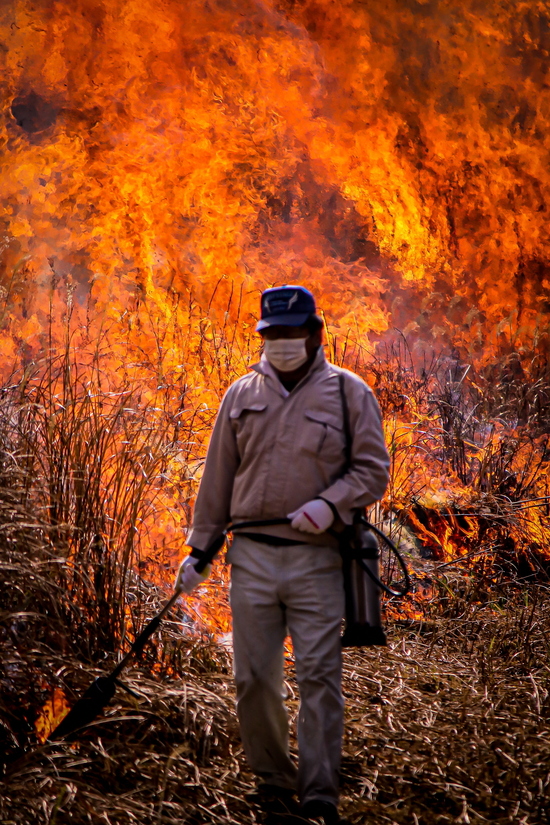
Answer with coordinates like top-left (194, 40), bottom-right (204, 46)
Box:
top-left (1, 305), bottom-right (549, 822)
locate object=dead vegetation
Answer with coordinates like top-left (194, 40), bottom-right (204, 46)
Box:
top-left (339, 585), bottom-right (550, 824)
top-left (1, 578), bottom-right (549, 825)
top-left (1, 340), bottom-right (550, 824)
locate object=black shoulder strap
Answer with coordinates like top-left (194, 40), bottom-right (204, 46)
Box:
top-left (338, 371), bottom-right (352, 469)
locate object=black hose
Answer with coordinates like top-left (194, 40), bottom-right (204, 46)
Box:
top-left (356, 518), bottom-right (411, 598)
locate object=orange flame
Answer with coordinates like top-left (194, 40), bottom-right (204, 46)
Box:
top-left (35, 687), bottom-right (71, 744)
top-left (1, 1), bottom-right (550, 627)
top-left (3, 0), bottom-right (550, 362)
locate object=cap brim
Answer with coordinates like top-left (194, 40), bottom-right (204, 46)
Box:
top-left (256, 312), bottom-right (311, 331)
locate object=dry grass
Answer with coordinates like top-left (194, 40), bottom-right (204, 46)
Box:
top-left (1, 332), bottom-right (550, 823)
top-left (339, 586), bottom-right (550, 824)
top-left (368, 340), bottom-right (550, 587)
top-left (1, 584), bottom-right (548, 824)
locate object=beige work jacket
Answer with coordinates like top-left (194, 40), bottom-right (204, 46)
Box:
top-left (187, 349), bottom-right (390, 550)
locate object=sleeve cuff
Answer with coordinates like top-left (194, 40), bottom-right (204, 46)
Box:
top-left (316, 496), bottom-right (340, 523)
top-left (187, 526), bottom-right (227, 552)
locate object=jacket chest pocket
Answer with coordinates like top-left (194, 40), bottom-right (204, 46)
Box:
top-left (230, 403), bottom-right (268, 456)
top-left (299, 409), bottom-right (345, 461)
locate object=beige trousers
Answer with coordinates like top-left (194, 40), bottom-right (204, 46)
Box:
top-left (227, 536), bottom-right (345, 807)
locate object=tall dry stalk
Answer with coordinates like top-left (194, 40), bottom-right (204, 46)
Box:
top-left (1, 347), bottom-right (189, 654)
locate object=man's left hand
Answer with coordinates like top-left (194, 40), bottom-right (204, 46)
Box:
top-left (288, 498), bottom-right (334, 534)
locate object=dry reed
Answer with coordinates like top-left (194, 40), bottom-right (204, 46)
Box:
top-left (1, 320), bottom-right (550, 823)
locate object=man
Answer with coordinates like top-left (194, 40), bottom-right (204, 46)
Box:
top-left (177, 286), bottom-right (390, 824)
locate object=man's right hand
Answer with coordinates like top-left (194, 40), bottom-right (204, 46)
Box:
top-left (175, 555), bottom-right (212, 594)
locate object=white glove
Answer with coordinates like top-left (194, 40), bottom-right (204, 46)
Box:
top-left (175, 555), bottom-right (211, 594)
top-left (288, 498), bottom-right (335, 535)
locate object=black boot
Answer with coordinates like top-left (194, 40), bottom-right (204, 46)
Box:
top-left (247, 784), bottom-right (302, 820)
top-left (300, 800), bottom-right (349, 825)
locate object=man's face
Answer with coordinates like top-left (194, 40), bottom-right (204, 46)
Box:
top-left (260, 324), bottom-right (322, 359)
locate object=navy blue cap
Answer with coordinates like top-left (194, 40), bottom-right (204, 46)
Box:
top-left (256, 285), bottom-right (316, 331)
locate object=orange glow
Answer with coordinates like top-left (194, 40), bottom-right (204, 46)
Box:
top-left (1, 0), bottom-right (550, 631)
top-left (4, 0), bottom-right (550, 367)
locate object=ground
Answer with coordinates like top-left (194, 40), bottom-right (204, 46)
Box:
top-left (1, 583), bottom-right (548, 825)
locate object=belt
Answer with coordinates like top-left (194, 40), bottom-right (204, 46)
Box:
top-left (234, 531), bottom-right (308, 547)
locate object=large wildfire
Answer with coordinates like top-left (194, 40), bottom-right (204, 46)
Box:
top-left (1, 0), bottom-right (550, 642)
top-left (2, 0), bottom-right (550, 351)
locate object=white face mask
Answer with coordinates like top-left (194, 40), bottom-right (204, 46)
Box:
top-left (264, 337), bottom-right (309, 372)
